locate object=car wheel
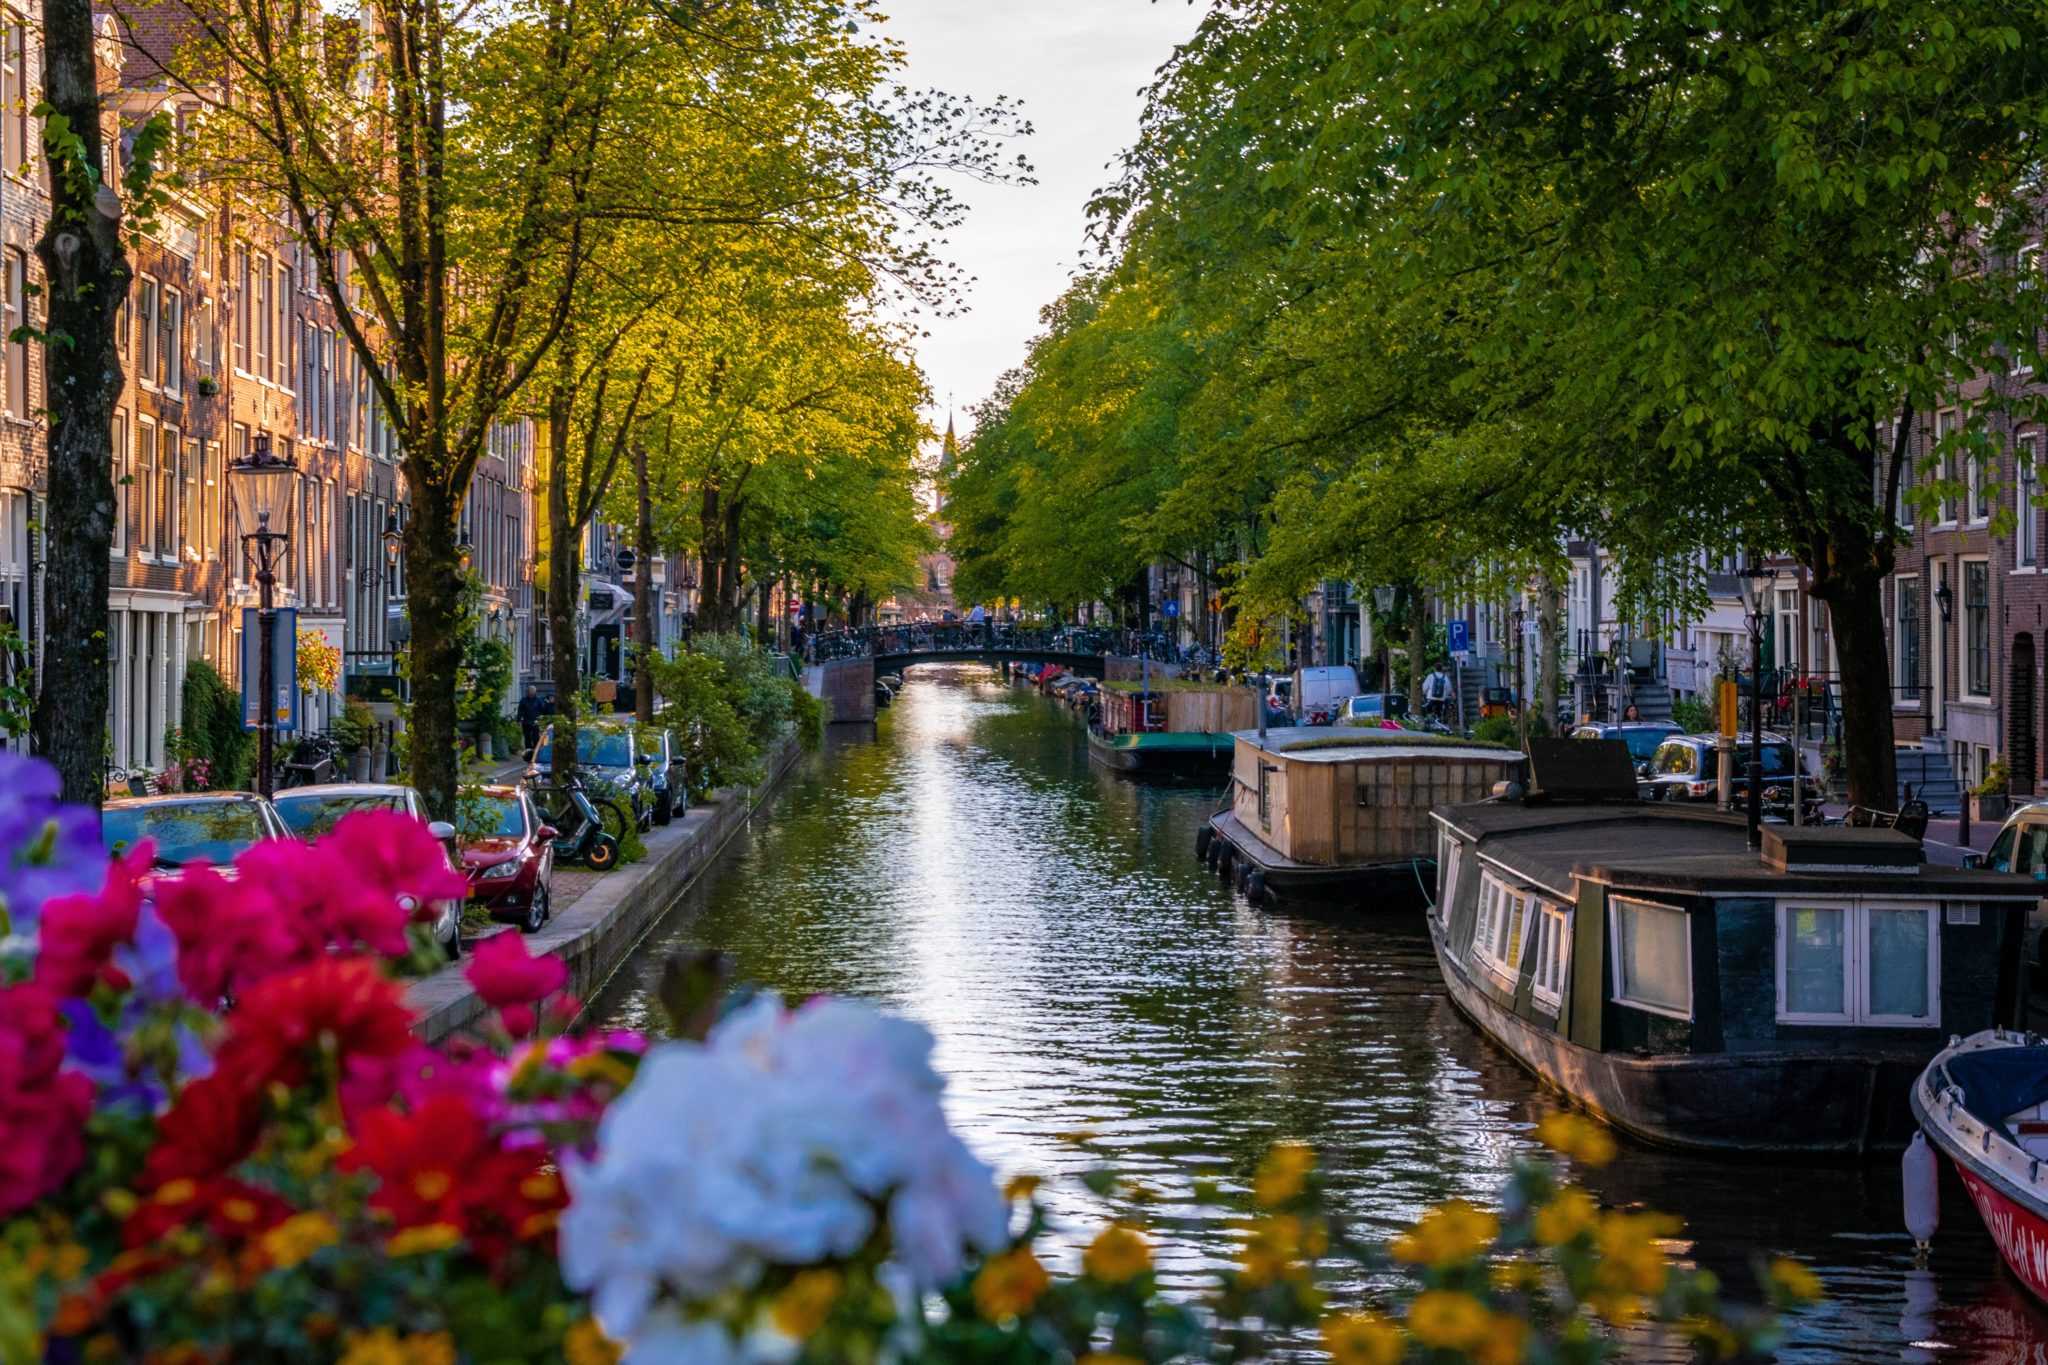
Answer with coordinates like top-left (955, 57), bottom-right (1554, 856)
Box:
top-left (521, 895), bottom-right (545, 934)
top-left (446, 920), bottom-right (463, 959)
top-left (654, 789), bottom-right (673, 827)
top-left (536, 883), bottom-right (553, 923)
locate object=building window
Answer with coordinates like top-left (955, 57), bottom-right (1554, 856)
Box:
top-left (1777, 902), bottom-right (1939, 1026)
top-left (110, 409), bottom-right (127, 556)
top-left (273, 261), bottom-right (289, 387)
top-left (161, 287), bottom-right (181, 395)
top-left (4, 249), bottom-right (25, 418)
top-left (1937, 410), bottom-right (1958, 524)
top-left (135, 415), bottom-right (156, 557)
top-left (1529, 902), bottom-right (1571, 1013)
top-left (1472, 871), bottom-right (1530, 988)
top-left (233, 248), bottom-right (249, 371)
top-left (1609, 896), bottom-right (1691, 1019)
top-left (185, 437), bottom-right (205, 560)
top-left (1964, 558), bottom-right (1991, 698)
top-left (253, 257), bottom-right (270, 378)
top-left (158, 425), bottom-right (178, 555)
top-left (1, 16), bottom-right (24, 179)
top-left (2023, 434), bottom-right (2040, 569)
top-left (136, 276), bottom-right (158, 388)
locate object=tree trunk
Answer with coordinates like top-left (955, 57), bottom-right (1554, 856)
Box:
top-left (633, 441), bottom-right (654, 724)
top-left (548, 386), bottom-right (581, 789)
top-left (698, 482), bottom-right (724, 633)
top-left (32, 0), bottom-right (129, 806)
top-left (404, 475), bottom-right (464, 819)
top-left (756, 571), bottom-right (772, 644)
top-left (722, 499), bottom-right (743, 631)
top-left (1537, 569), bottom-right (1563, 737)
top-left (1813, 559), bottom-right (1898, 810)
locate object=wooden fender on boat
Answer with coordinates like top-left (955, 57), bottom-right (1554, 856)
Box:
top-left (1904, 1131), bottom-right (1940, 1249)
top-left (1195, 825), bottom-right (1213, 861)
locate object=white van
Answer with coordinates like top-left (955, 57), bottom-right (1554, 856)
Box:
top-left (1291, 665), bottom-right (1361, 723)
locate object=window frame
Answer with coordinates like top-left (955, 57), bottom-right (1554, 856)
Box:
top-left (2023, 433), bottom-right (2041, 570)
top-left (1472, 870), bottom-right (1531, 989)
top-left (1774, 900), bottom-right (1941, 1028)
top-left (1963, 556), bottom-right (1992, 699)
top-left (1529, 901), bottom-right (1572, 1013)
top-left (1936, 410), bottom-right (1959, 525)
top-left (134, 413), bottom-right (157, 558)
top-left (1608, 895), bottom-right (1694, 1020)
top-left (1894, 574), bottom-right (1922, 698)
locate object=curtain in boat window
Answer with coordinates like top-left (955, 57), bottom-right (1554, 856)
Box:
top-left (1783, 907), bottom-right (1847, 1016)
top-left (1867, 908), bottom-right (1932, 1019)
top-left (1613, 898), bottom-right (1690, 1016)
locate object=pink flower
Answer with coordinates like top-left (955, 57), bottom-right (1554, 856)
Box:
top-left (465, 932), bottom-right (568, 1010)
top-left (153, 864), bottom-right (305, 1004)
top-left (318, 810), bottom-right (468, 928)
top-left (0, 983), bottom-right (94, 1216)
top-left (32, 845), bottom-right (149, 997)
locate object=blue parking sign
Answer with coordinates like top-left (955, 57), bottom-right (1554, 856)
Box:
top-left (1447, 619), bottom-right (1471, 657)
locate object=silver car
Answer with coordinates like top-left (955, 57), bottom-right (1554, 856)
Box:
top-left (268, 783), bottom-right (464, 957)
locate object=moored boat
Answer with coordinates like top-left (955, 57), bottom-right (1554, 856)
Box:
top-left (1432, 741), bottom-right (2042, 1154)
top-left (1201, 727), bottom-right (1522, 906)
top-left (1912, 1031), bottom-right (2048, 1301)
top-left (1089, 680), bottom-right (1255, 779)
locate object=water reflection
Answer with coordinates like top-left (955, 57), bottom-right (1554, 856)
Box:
top-left (597, 667), bottom-right (2048, 1360)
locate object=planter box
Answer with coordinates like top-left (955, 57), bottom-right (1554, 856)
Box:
top-left (1972, 793), bottom-right (2011, 823)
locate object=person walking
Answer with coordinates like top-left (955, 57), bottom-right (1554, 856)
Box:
top-left (1422, 664), bottom-right (1453, 722)
top-left (516, 684), bottom-right (547, 759)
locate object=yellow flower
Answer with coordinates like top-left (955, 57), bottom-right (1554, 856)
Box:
top-left (1533, 1112), bottom-right (1617, 1167)
top-left (338, 1328), bottom-right (409, 1365)
top-left (1531, 1186), bottom-right (1599, 1246)
top-left (152, 1179), bottom-right (197, 1207)
top-left (1593, 1210), bottom-right (1683, 1297)
top-left (972, 1246), bottom-right (1049, 1322)
top-left (1083, 1224), bottom-right (1153, 1284)
top-left (384, 1223), bottom-right (462, 1257)
top-left (1682, 1314), bottom-right (1744, 1359)
top-left (51, 1243), bottom-right (90, 1280)
top-left (1253, 1141), bottom-right (1316, 1207)
top-left (1390, 1199), bottom-right (1499, 1268)
top-left (565, 1052), bottom-right (637, 1089)
top-left (1405, 1290), bottom-right (1490, 1350)
top-left (403, 1333), bottom-right (456, 1365)
top-left (770, 1268), bottom-right (843, 1339)
top-left (260, 1212), bottom-right (340, 1271)
top-left (1322, 1311), bottom-right (1404, 1365)
top-left (1769, 1256), bottom-right (1824, 1303)
top-left (1490, 1257), bottom-right (1546, 1292)
top-left (1472, 1314), bottom-right (1528, 1365)
top-left (1585, 1290), bottom-right (1644, 1326)
top-left (563, 1319), bottom-right (621, 1365)
top-left (1003, 1174), bottom-right (1043, 1203)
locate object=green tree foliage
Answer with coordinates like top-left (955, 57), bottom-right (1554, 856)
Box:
top-left (178, 660), bottom-right (253, 792)
top-left (642, 636), bottom-right (817, 791)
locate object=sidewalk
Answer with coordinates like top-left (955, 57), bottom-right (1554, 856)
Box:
top-left (1812, 801), bottom-right (1994, 868)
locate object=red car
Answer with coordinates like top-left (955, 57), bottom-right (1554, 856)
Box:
top-left (458, 785), bottom-right (557, 934)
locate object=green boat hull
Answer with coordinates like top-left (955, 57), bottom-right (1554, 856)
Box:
top-left (1086, 728), bottom-right (1233, 778)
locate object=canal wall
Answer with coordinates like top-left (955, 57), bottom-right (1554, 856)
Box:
top-left (404, 737), bottom-right (806, 1044)
top-left (805, 656), bottom-right (876, 724)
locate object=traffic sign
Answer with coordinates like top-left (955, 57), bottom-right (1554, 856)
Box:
top-left (1447, 618), bottom-right (1470, 660)
top-left (1161, 599), bottom-right (1180, 618)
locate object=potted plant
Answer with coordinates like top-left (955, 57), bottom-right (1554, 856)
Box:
top-left (333, 697), bottom-right (378, 781)
top-left (1972, 758), bottom-right (2013, 823)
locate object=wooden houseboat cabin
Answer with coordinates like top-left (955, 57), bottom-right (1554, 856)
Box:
top-left (1203, 729), bottom-right (1523, 907)
top-left (1430, 742), bottom-right (2043, 1153)
top-left (1089, 680), bottom-right (1257, 778)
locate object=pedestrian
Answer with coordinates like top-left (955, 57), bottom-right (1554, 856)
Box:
top-left (1623, 703), bottom-right (1642, 722)
top-left (1422, 664), bottom-right (1452, 722)
top-left (516, 684), bottom-right (546, 759)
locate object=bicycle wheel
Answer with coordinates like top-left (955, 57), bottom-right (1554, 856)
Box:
top-left (528, 786), bottom-right (582, 841)
top-left (596, 797), bottom-right (631, 844)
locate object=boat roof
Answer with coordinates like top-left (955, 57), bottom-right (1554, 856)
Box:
top-left (1232, 728), bottom-right (1520, 765)
top-left (1434, 801), bottom-right (2038, 900)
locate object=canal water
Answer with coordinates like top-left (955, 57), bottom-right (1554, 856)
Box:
top-left (596, 666), bottom-right (2047, 1361)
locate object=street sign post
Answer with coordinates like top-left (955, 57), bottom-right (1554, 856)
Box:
top-left (1161, 599), bottom-right (1179, 618)
top-left (241, 607), bottom-right (299, 732)
top-left (1447, 618), bottom-right (1470, 661)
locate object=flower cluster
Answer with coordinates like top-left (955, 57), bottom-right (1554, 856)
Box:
top-left (298, 629), bottom-right (343, 696)
top-left (559, 993), bottom-right (1009, 1360)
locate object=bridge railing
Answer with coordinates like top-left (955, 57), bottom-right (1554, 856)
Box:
top-left (801, 625), bottom-right (1185, 665)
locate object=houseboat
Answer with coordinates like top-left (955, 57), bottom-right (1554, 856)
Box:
top-left (1200, 728), bottom-right (1523, 906)
top-left (1089, 680), bottom-right (1258, 778)
top-left (1912, 1031), bottom-right (2048, 1302)
top-left (1432, 741), bottom-right (2041, 1154)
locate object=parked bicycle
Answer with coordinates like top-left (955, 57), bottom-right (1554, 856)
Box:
top-left (522, 767), bottom-right (623, 871)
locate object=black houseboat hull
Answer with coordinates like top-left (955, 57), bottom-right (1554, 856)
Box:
top-left (1089, 730), bottom-right (1233, 779)
top-left (1206, 811), bottom-right (1431, 909)
top-left (1429, 918), bottom-right (1931, 1154)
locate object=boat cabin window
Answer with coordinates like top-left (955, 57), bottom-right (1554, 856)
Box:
top-left (1436, 830), bottom-right (1462, 924)
top-left (1776, 901), bottom-right (1939, 1027)
top-left (1610, 897), bottom-right (1692, 1019)
top-left (1474, 871), bottom-right (1531, 986)
top-left (1529, 903), bottom-right (1572, 1012)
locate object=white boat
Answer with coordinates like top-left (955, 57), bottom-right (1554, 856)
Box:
top-left (1912, 1030), bottom-right (2048, 1302)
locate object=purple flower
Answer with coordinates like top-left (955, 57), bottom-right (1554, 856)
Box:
top-left (0, 752), bottom-right (109, 953)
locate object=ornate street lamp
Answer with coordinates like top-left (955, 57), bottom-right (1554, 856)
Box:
top-left (1372, 584), bottom-right (1396, 613)
top-left (229, 434), bottom-right (300, 798)
top-left (458, 526), bottom-right (474, 572)
top-left (382, 510), bottom-right (402, 574)
top-left (1738, 561), bottom-right (1778, 851)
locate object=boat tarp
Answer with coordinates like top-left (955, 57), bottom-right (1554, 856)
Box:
top-left (1944, 1047), bottom-right (2048, 1132)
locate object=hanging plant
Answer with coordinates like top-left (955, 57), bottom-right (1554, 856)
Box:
top-left (297, 628), bottom-right (342, 695)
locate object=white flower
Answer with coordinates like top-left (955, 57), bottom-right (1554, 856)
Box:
top-left (562, 994), bottom-right (1008, 1355)
top-left (621, 1307), bottom-right (738, 1365)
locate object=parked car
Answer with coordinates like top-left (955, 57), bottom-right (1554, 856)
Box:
top-left (1338, 692), bottom-right (1410, 726)
top-left (1970, 803), bottom-right (2048, 982)
top-left (639, 728), bottom-right (688, 826)
top-left (268, 784), bottom-right (465, 957)
top-left (102, 792), bottom-right (289, 871)
top-left (456, 785), bottom-right (558, 934)
top-left (1641, 733), bottom-right (1816, 819)
top-left (534, 723), bottom-right (651, 829)
top-left (1291, 665), bottom-right (1361, 724)
top-left (1570, 720), bottom-right (1683, 769)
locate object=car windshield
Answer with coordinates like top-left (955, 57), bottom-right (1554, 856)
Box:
top-left (1692, 743), bottom-right (1800, 780)
top-left (104, 802), bottom-right (269, 867)
top-left (1618, 728), bottom-right (1674, 760)
top-left (457, 795), bottom-right (525, 841)
top-left (581, 732), bottom-right (632, 767)
top-left (271, 792), bottom-right (404, 838)
top-left (1350, 697), bottom-right (1381, 716)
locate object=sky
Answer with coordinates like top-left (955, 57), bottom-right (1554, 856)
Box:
top-left (877, 1), bottom-right (1206, 445)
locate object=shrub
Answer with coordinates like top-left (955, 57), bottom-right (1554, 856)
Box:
top-left (789, 677), bottom-right (828, 751)
top-left (644, 648), bottom-right (762, 789)
top-left (1470, 715), bottom-right (1520, 747)
top-left (331, 698), bottom-right (378, 752)
top-left (179, 658), bottom-right (253, 791)
top-left (1670, 696), bottom-right (1715, 735)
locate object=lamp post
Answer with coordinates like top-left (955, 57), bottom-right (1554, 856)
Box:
top-left (1738, 562), bottom-right (1778, 851)
top-left (229, 435), bottom-right (300, 799)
